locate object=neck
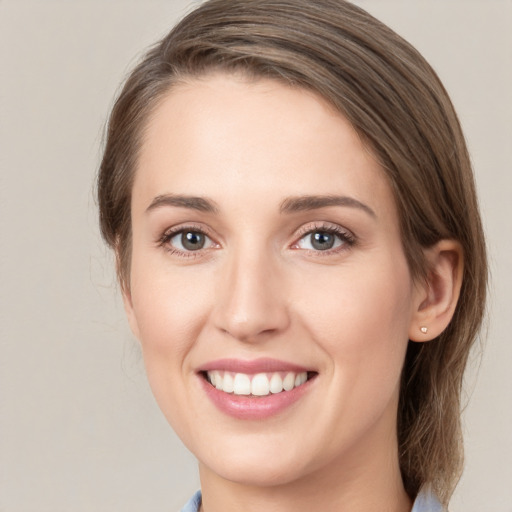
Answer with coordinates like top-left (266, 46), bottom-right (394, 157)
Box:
top-left (197, 423), bottom-right (412, 512)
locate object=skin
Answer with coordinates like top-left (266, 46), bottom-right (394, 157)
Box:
top-left (123, 74), bottom-right (463, 512)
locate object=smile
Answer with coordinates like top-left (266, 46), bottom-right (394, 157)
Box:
top-left (198, 358), bottom-right (317, 419)
top-left (205, 370), bottom-right (309, 396)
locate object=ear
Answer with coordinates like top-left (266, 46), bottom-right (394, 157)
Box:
top-left (409, 240), bottom-right (464, 342)
top-left (121, 284), bottom-right (141, 341)
top-left (115, 247), bottom-right (141, 341)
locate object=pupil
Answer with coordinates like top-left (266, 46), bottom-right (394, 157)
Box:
top-left (182, 231), bottom-right (205, 251)
top-left (311, 231), bottom-right (334, 250)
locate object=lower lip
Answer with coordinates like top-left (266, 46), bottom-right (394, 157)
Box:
top-left (199, 375), bottom-right (314, 420)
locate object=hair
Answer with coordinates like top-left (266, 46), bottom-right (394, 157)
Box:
top-left (97, 0), bottom-right (487, 505)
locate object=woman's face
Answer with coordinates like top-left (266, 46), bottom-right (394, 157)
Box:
top-left (125, 74), bottom-right (423, 487)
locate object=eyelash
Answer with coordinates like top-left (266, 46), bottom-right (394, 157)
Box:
top-left (157, 222), bottom-right (356, 258)
top-left (292, 222), bottom-right (356, 255)
top-left (157, 224), bottom-right (218, 259)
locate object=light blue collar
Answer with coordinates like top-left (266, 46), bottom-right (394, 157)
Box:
top-left (411, 485), bottom-right (443, 512)
top-left (181, 486), bottom-right (443, 512)
top-left (180, 490), bottom-right (202, 512)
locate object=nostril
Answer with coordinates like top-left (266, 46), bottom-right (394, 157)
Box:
top-left (211, 266), bottom-right (291, 342)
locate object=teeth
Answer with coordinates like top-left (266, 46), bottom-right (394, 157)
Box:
top-left (233, 373), bottom-right (251, 395)
top-left (251, 373), bottom-right (270, 396)
top-left (213, 371), bottom-right (222, 390)
top-left (206, 370), bottom-right (308, 396)
top-left (269, 373), bottom-right (283, 394)
top-left (223, 373), bottom-right (234, 393)
top-left (283, 372), bottom-right (295, 391)
top-left (295, 372), bottom-right (307, 387)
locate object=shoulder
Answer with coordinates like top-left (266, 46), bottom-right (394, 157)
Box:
top-left (181, 488), bottom-right (443, 512)
top-left (412, 486), bottom-right (444, 512)
top-left (179, 490), bottom-right (202, 512)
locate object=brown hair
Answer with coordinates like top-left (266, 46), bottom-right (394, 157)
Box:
top-left (97, 0), bottom-right (487, 504)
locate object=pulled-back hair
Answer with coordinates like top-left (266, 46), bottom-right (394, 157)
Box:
top-left (97, 0), bottom-right (487, 504)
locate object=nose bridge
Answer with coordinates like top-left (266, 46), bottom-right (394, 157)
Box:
top-left (213, 240), bottom-right (289, 342)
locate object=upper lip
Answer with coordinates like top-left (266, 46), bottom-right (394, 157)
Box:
top-left (198, 358), bottom-right (312, 374)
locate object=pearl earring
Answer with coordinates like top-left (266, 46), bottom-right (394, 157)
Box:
top-left (420, 326), bottom-right (428, 334)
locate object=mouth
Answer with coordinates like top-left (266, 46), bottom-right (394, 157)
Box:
top-left (201, 370), bottom-right (316, 397)
top-left (197, 358), bottom-right (318, 419)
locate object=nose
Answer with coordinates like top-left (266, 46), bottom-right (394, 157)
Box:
top-left (212, 248), bottom-right (290, 343)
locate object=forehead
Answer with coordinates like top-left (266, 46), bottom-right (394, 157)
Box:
top-left (134, 73), bottom-right (395, 219)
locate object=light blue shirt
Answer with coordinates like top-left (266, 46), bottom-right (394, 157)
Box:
top-left (180, 490), bottom-right (202, 512)
top-left (180, 486), bottom-right (443, 511)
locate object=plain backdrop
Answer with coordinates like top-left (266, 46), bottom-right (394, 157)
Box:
top-left (0, 1), bottom-right (510, 511)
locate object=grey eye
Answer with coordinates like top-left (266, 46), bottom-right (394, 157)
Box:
top-left (296, 230), bottom-right (345, 251)
top-left (310, 232), bottom-right (336, 250)
top-left (181, 231), bottom-right (205, 251)
top-left (169, 230), bottom-right (214, 252)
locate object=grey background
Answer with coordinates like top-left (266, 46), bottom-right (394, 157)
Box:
top-left (0, 1), bottom-right (510, 511)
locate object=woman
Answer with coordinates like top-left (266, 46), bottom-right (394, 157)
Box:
top-left (97, 1), bottom-right (487, 510)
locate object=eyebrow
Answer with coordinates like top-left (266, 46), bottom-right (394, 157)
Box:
top-left (146, 194), bottom-right (219, 213)
top-left (145, 193), bottom-right (375, 218)
top-left (279, 195), bottom-right (376, 218)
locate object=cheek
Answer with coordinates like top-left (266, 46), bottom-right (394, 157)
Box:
top-left (128, 261), bottom-right (213, 440)
top-left (129, 255), bottom-right (211, 352)
top-left (294, 255), bottom-right (413, 387)
top-left (127, 254), bottom-right (212, 403)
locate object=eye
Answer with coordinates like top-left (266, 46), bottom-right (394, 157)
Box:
top-left (160, 227), bottom-right (217, 254)
top-left (173, 231), bottom-right (207, 251)
top-left (293, 224), bottom-right (355, 253)
top-left (297, 231), bottom-right (343, 251)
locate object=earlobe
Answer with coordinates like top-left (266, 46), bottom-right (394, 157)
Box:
top-left (115, 247), bottom-right (141, 341)
top-left (409, 240), bottom-right (464, 342)
top-left (122, 285), bottom-right (141, 341)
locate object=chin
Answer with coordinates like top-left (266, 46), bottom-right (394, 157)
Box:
top-left (206, 456), bottom-right (312, 487)
top-left (194, 434), bottom-right (325, 488)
